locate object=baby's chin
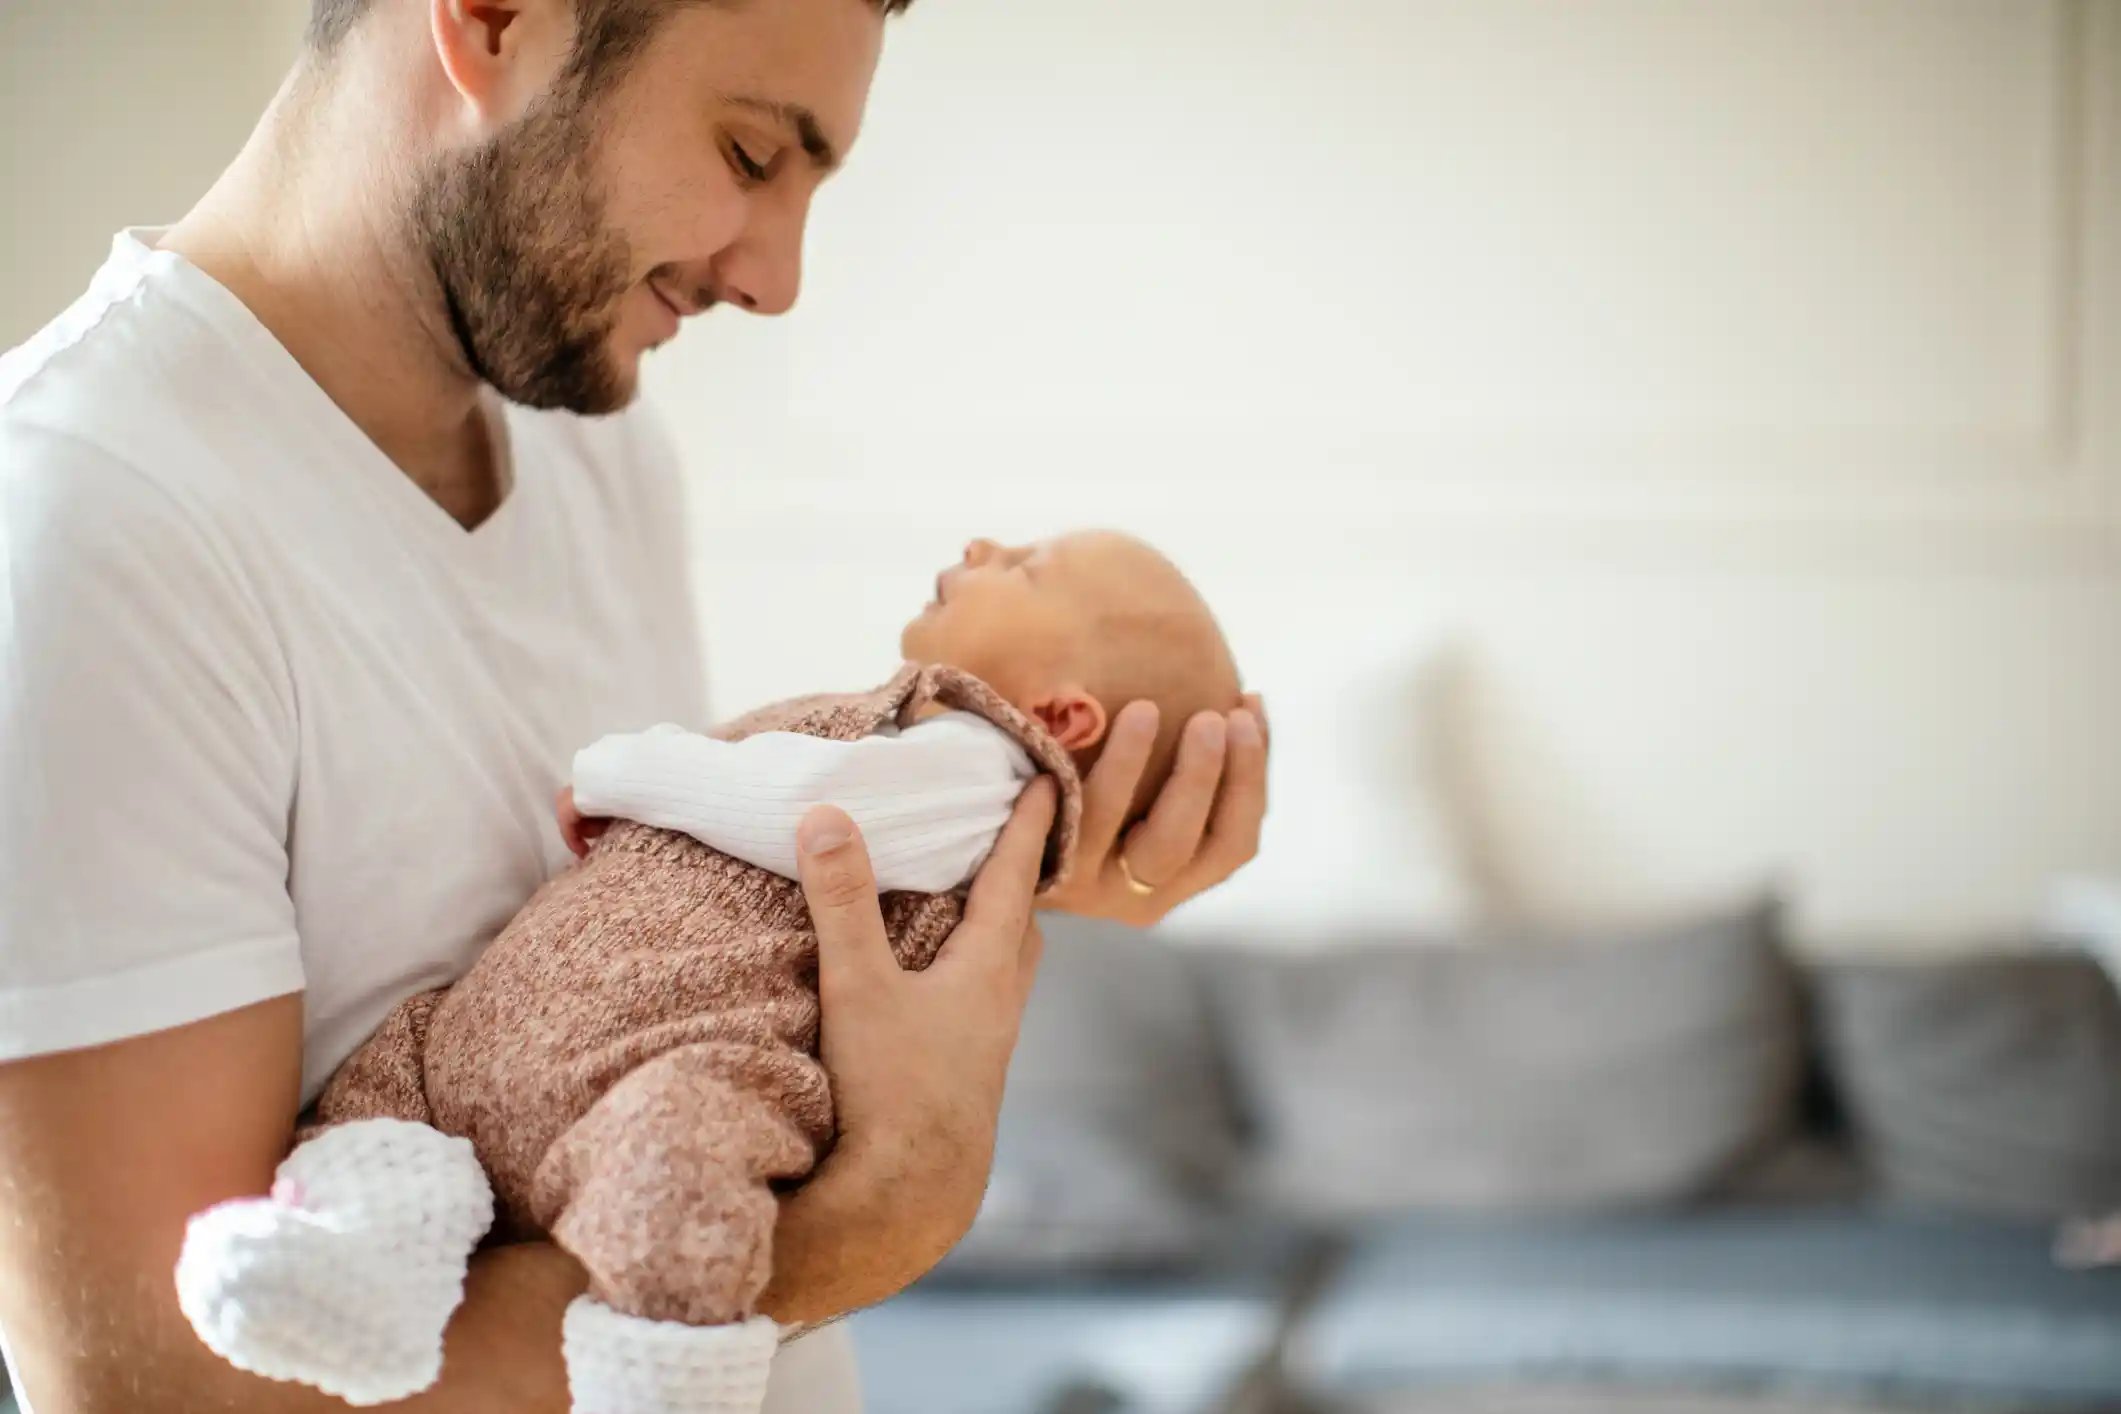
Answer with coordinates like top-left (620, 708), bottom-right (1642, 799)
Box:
top-left (897, 621), bottom-right (1010, 694)
top-left (898, 611), bottom-right (935, 663)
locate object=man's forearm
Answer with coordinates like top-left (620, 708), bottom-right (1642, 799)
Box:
top-left (757, 1133), bottom-right (975, 1329)
top-left (89, 1158), bottom-right (924, 1414)
top-left (417, 1241), bottom-right (588, 1410)
top-left (756, 1156), bottom-right (900, 1329)
top-left (50, 1243), bottom-right (587, 1414)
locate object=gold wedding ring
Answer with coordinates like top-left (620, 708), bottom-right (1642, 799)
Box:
top-left (1116, 853), bottom-right (1158, 898)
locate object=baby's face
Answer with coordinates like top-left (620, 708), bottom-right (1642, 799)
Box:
top-left (904, 529), bottom-right (1241, 817)
top-left (900, 533), bottom-right (1121, 704)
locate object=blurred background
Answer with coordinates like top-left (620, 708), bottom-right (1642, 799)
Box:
top-left (9, 0), bottom-right (2120, 951)
top-left (6, 2), bottom-right (2121, 1412)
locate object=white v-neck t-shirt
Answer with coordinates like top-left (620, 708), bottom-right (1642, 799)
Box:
top-left (0, 231), bottom-right (861, 1408)
top-left (0, 229), bottom-right (702, 1095)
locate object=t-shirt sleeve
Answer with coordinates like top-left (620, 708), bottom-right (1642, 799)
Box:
top-left (0, 435), bottom-right (304, 1060)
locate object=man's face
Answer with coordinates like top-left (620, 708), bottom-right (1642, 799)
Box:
top-left (414, 0), bottom-right (884, 413)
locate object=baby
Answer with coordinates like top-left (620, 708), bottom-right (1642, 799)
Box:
top-left (177, 531), bottom-right (1240, 1414)
top-left (559, 531), bottom-right (1240, 889)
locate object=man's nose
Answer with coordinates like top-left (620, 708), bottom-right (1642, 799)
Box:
top-left (713, 201), bottom-right (808, 317)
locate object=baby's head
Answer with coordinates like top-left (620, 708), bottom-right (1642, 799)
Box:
top-left (901, 530), bottom-right (1240, 820)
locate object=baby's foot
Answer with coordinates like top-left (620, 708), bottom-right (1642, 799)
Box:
top-left (176, 1118), bottom-right (494, 1406)
top-left (563, 1297), bottom-right (780, 1414)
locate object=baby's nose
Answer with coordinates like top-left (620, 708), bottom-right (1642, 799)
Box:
top-left (964, 538), bottom-right (1001, 566)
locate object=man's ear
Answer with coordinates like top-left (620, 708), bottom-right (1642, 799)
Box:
top-left (1029, 689), bottom-right (1109, 752)
top-left (430, 0), bottom-right (571, 125)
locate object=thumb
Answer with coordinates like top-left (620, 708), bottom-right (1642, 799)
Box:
top-left (797, 805), bottom-right (894, 993)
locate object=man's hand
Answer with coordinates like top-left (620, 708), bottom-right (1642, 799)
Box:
top-left (1041, 693), bottom-right (1269, 927)
top-left (758, 777), bottom-right (1057, 1326)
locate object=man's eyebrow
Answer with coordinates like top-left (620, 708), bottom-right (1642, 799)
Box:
top-left (727, 95), bottom-right (838, 173)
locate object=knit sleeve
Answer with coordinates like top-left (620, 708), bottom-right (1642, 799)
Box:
top-left (571, 712), bottom-right (1036, 892)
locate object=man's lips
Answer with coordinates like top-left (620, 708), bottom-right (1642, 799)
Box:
top-left (649, 279), bottom-right (710, 320)
top-left (650, 283), bottom-right (687, 320)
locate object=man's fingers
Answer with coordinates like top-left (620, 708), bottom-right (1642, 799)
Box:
top-left (949, 777), bottom-right (1057, 978)
top-left (1197, 706), bottom-right (1268, 882)
top-left (1119, 711), bottom-right (1226, 887)
top-left (797, 805), bottom-right (893, 993)
top-left (1075, 701), bottom-right (1157, 863)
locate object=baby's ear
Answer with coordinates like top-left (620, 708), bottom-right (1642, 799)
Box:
top-left (1029, 689), bottom-right (1108, 751)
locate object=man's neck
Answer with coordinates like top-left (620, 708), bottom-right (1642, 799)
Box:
top-left (162, 65), bottom-right (505, 530)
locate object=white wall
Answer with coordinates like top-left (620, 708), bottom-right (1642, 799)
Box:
top-left (0, 0), bottom-right (305, 345)
top-left (7, 1), bottom-right (2116, 951)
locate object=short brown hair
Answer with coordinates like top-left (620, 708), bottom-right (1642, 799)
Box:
top-left (308, 0), bottom-right (913, 90)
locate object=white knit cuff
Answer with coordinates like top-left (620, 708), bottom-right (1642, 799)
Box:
top-left (563, 1297), bottom-right (780, 1414)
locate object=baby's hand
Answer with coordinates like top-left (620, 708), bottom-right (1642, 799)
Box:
top-left (554, 786), bottom-right (611, 859)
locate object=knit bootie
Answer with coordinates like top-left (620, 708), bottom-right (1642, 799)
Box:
top-left (176, 1118), bottom-right (495, 1405)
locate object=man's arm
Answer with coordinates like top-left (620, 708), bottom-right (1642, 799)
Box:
top-left (0, 787), bottom-right (1064, 1411)
top-left (0, 996), bottom-right (587, 1414)
top-left (761, 780), bottom-right (1061, 1325)
top-left (758, 695), bottom-right (1270, 1314)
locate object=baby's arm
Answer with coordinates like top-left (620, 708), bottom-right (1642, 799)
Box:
top-left (571, 713), bottom-right (1035, 892)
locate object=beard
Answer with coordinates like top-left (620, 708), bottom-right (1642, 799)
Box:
top-left (411, 87), bottom-right (638, 415)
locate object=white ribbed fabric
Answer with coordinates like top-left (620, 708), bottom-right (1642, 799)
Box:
top-left (572, 712), bottom-right (1035, 893)
top-left (176, 1118), bottom-right (495, 1406)
top-left (563, 1298), bottom-right (780, 1414)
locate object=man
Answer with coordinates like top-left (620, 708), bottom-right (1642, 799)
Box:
top-left (0, 0), bottom-right (1267, 1410)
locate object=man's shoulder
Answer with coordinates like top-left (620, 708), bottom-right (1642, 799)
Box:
top-left (1, 245), bottom-right (259, 521)
top-left (0, 284), bottom-right (265, 615)
top-left (0, 424), bottom-right (262, 649)
top-left (0, 387), bottom-right (225, 580)
top-left (5, 235), bottom-right (213, 415)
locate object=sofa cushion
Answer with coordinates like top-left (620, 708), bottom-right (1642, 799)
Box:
top-left (1291, 1212), bottom-right (2121, 1410)
top-left (1202, 896), bottom-right (1802, 1218)
top-left (937, 917), bottom-right (1243, 1276)
top-left (851, 1253), bottom-right (1293, 1414)
top-left (1816, 951), bottom-right (2121, 1220)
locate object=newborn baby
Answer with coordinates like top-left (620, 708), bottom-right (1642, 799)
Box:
top-left (563, 531), bottom-right (1240, 891)
top-left (177, 531), bottom-right (1240, 1414)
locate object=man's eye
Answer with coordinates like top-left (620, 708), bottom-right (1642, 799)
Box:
top-left (726, 139), bottom-right (769, 185)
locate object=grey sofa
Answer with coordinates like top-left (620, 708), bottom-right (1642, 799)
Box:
top-left (849, 909), bottom-right (2121, 1414)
